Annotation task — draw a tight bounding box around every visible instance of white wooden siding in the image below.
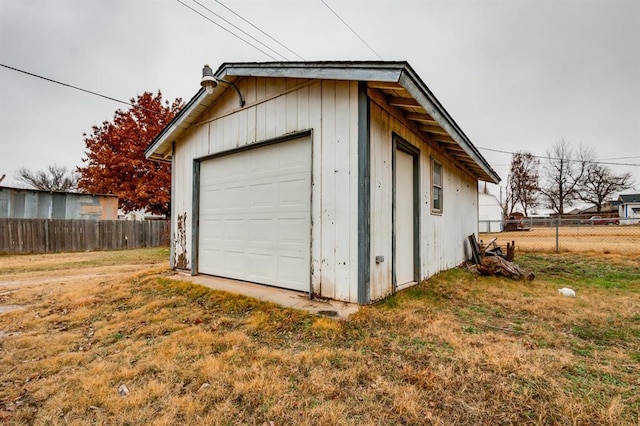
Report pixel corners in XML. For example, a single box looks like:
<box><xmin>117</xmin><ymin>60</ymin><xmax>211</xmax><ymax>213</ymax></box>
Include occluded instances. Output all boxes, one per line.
<box><xmin>171</xmin><ymin>77</ymin><xmax>359</xmax><ymax>302</ymax></box>
<box><xmin>369</xmin><ymin>101</ymin><xmax>478</xmax><ymax>301</ymax></box>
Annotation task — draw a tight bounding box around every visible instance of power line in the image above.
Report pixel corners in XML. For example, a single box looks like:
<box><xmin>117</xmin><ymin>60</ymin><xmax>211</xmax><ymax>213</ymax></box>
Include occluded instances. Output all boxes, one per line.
<box><xmin>192</xmin><ymin>0</ymin><xmax>289</xmax><ymax>61</ymax></box>
<box><xmin>176</xmin><ymin>0</ymin><xmax>278</xmax><ymax>60</ymax></box>
<box><xmin>0</xmin><ymin>63</ymin><xmax>161</xmax><ymax>115</ymax></box>
<box><xmin>320</xmin><ymin>0</ymin><xmax>383</xmax><ymax>60</ymax></box>
<box><xmin>213</xmin><ymin>0</ymin><xmax>305</xmax><ymax>61</ymax></box>
<box><xmin>601</xmin><ymin>155</ymin><xmax>640</xmax><ymax>161</ymax></box>
<box><xmin>477</xmin><ymin>145</ymin><xmax>640</xmax><ymax>167</ymax></box>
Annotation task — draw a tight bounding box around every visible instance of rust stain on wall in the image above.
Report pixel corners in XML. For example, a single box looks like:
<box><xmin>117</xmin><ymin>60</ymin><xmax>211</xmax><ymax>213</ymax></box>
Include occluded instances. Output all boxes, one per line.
<box><xmin>175</xmin><ymin>213</ymin><xmax>188</xmax><ymax>269</ymax></box>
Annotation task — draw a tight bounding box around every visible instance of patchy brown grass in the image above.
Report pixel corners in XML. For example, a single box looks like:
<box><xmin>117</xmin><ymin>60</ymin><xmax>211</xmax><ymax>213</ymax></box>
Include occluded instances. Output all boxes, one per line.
<box><xmin>1</xmin><ymin>249</ymin><xmax>638</xmax><ymax>425</ymax></box>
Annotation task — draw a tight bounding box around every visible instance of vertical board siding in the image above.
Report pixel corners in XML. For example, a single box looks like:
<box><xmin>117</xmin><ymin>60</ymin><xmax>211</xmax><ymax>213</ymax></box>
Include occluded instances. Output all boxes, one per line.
<box><xmin>0</xmin><ymin>219</ymin><xmax>170</xmax><ymax>254</ymax></box>
<box><xmin>369</xmin><ymin>101</ymin><xmax>477</xmax><ymax>299</ymax></box>
<box><xmin>172</xmin><ymin>77</ymin><xmax>359</xmax><ymax>302</ymax></box>
<box><xmin>320</xmin><ymin>80</ymin><xmax>337</xmax><ymax>299</ymax></box>
<box><xmin>348</xmin><ymin>81</ymin><xmax>360</xmax><ymax>301</ymax></box>
<box><xmin>369</xmin><ymin>102</ymin><xmax>393</xmax><ymax>301</ymax></box>
<box><xmin>308</xmin><ymin>81</ymin><xmax>323</xmax><ymax>297</ymax></box>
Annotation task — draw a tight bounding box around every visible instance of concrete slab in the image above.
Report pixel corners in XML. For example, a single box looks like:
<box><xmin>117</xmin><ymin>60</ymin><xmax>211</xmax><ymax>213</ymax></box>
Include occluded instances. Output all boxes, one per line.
<box><xmin>171</xmin><ymin>273</ymin><xmax>359</xmax><ymax>320</ymax></box>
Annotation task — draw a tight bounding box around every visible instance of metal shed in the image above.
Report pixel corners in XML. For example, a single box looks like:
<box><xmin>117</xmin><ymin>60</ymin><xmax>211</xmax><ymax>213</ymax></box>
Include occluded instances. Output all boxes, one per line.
<box><xmin>146</xmin><ymin>61</ymin><xmax>500</xmax><ymax>304</ymax></box>
<box><xmin>0</xmin><ymin>186</ymin><xmax>118</xmax><ymax>220</ymax></box>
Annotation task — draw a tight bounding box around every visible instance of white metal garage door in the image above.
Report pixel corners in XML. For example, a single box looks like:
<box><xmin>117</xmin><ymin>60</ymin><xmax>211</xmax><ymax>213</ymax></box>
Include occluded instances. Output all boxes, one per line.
<box><xmin>198</xmin><ymin>136</ymin><xmax>311</xmax><ymax>292</ymax></box>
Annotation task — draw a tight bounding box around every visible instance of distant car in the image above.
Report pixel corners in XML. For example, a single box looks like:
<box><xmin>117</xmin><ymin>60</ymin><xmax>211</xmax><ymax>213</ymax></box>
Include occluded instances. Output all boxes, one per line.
<box><xmin>580</xmin><ymin>215</ymin><xmax>619</xmax><ymax>226</ymax></box>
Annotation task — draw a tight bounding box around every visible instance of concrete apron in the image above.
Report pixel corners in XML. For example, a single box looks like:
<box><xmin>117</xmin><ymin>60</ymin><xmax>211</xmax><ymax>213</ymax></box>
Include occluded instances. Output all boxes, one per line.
<box><xmin>173</xmin><ymin>272</ymin><xmax>359</xmax><ymax>320</ymax></box>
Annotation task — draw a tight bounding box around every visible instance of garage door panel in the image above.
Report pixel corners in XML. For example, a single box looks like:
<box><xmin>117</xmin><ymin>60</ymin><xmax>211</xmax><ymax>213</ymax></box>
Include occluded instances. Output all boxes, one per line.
<box><xmin>247</xmin><ymin>252</ymin><xmax>277</xmax><ymax>280</ymax></box>
<box><xmin>223</xmin><ymin>219</ymin><xmax>247</xmax><ymax>241</ymax></box>
<box><xmin>279</xmin><ymin>141</ymin><xmax>310</xmax><ymax>168</ymax></box>
<box><xmin>198</xmin><ymin>137</ymin><xmax>311</xmax><ymax>292</ymax></box>
<box><xmin>278</xmin><ymin>256</ymin><xmax>308</xmax><ymax>285</ymax></box>
<box><xmin>248</xmin><ymin>218</ymin><xmax>276</xmax><ymax>243</ymax></box>
<box><xmin>279</xmin><ymin>179</ymin><xmax>308</xmax><ymax>206</ymax></box>
<box><xmin>249</xmin><ymin>182</ymin><xmax>275</xmax><ymax>208</ymax></box>
<box><xmin>200</xmin><ymin>218</ymin><xmax>224</xmax><ymax>239</ymax></box>
<box><xmin>278</xmin><ymin>218</ymin><xmax>307</xmax><ymax>244</ymax></box>
<box><xmin>225</xmin><ymin>250</ymin><xmax>249</xmax><ymax>276</ymax></box>
<box><xmin>225</xmin><ymin>185</ymin><xmax>248</xmax><ymax>208</ymax></box>
<box><xmin>199</xmin><ymin>248</ymin><xmax>223</xmax><ymax>274</ymax></box>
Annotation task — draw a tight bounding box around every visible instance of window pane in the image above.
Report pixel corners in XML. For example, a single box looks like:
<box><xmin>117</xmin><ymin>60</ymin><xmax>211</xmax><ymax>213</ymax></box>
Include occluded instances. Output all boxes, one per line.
<box><xmin>433</xmin><ymin>162</ymin><xmax>442</xmax><ymax>185</ymax></box>
<box><xmin>433</xmin><ymin>187</ymin><xmax>441</xmax><ymax>211</ymax></box>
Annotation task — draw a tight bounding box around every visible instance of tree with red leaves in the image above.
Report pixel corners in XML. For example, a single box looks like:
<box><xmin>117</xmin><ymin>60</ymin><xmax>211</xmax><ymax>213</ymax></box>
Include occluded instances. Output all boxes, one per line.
<box><xmin>78</xmin><ymin>92</ymin><xmax>182</xmax><ymax>216</ymax></box>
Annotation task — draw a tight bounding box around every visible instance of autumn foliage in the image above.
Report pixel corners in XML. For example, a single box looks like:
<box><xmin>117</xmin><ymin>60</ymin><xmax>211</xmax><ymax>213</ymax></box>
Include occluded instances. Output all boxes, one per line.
<box><xmin>78</xmin><ymin>92</ymin><xmax>182</xmax><ymax>216</ymax></box>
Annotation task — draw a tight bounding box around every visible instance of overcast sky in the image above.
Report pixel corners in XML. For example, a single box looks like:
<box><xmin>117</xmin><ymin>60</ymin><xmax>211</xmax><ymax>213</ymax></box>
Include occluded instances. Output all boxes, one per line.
<box><xmin>1</xmin><ymin>0</ymin><xmax>639</xmax><ymax>201</ymax></box>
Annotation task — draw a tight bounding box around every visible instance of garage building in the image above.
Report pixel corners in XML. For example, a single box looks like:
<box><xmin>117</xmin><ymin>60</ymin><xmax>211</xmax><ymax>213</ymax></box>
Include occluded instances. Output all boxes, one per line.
<box><xmin>145</xmin><ymin>61</ymin><xmax>500</xmax><ymax>304</ymax></box>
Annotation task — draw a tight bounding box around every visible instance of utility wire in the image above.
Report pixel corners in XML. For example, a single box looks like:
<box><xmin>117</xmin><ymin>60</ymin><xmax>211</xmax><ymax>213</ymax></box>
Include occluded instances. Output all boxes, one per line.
<box><xmin>0</xmin><ymin>63</ymin><xmax>161</xmax><ymax>115</ymax></box>
<box><xmin>601</xmin><ymin>155</ymin><xmax>640</xmax><ymax>161</ymax></box>
<box><xmin>213</xmin><ymin>0</ymin><xmax>305</xmax><ymax>61</ymax></box>
<box><xmin>320</xmin><ymin>0</ymin><xmax>383</xmax><ymax>60</ymax></box>
<box><xmin>477</xmin><ymin>145</ymin><xmax>640</xmax><ymax>167</ymax></box>
<box><xmin>192</xmin><ymin>0</ymin><xmax>289</xmax><ymax>61</ymax></box>
<box><xmin>176</xmin><ymin>0</ymin><xmax>278</xmax><ymax>60</ymax></box>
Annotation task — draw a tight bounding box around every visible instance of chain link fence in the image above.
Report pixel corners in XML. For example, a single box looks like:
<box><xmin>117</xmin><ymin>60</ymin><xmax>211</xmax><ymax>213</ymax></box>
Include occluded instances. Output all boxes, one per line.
<box><xmin>479</xmin><ymin>217</ymin><xmax>640</xmax><ymax>254</ymax></box>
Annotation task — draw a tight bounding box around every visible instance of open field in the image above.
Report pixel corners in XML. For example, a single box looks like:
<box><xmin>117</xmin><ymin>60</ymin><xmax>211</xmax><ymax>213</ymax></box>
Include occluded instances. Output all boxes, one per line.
<box><xmin>1</xmin><ymin>248</ymin><xmax>639</xmax><ymax>424</ymax></box>
<box><xmin>481</xmin><ymin>225</ymin><xmax>640</xmax><ymax>254</ymax></box>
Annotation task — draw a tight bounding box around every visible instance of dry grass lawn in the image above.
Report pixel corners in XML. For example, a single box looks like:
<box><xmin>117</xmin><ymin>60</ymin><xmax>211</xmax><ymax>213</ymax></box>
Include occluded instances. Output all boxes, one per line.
<box><xmin>481</xmin><ymin>225</ymin><xmax>640</xmax><ymax>254</ymax></box>
<box><xmin>1</xmin><ymin>248</ymin><xmax>639</xmax><ymax>425</ymax></box>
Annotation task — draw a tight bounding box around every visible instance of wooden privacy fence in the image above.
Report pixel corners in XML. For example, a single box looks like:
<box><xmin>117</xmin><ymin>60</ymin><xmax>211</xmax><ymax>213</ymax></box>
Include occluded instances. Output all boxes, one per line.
<box><xmin>0</xmin><ymin>219</ymin><xmax>170</xmax><ymax>254</ymax></box>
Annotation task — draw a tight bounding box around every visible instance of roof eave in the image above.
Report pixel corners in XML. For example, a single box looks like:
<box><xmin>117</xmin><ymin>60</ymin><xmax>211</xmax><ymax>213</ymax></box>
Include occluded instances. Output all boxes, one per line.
<box><xmin>145</xmin><ymin>88</ymin><xmax>209</xmax><ymax>162</ymax></box>
<box><xmin>398</xmin><ymin>66</ymin><xmax>501</xmax><ymax>184</ymax></box>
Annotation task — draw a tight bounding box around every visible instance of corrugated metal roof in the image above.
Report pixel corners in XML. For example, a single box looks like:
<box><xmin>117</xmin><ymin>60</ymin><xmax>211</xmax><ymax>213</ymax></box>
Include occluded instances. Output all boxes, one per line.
<box><xmin>145</xmin><ymin>61</ymin><xmax>500</xmax><ymax>183</ymax></box>
<box><xmin>0</xmin><ymin>185</ymin><xmax>117</xmax><ymax>198</ymax></box>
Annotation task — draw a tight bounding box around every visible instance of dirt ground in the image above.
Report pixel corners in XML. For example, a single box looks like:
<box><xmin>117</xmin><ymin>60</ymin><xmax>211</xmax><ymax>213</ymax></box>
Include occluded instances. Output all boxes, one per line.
<box><xmin>0</xmin><ymin>249</ymin><xmax>168</xmax><ymax>327</ymax></box>
<box><xmin>0</xmin><ymin>250</ymin><xmax>167</xmax><ymax>290</ymax></box>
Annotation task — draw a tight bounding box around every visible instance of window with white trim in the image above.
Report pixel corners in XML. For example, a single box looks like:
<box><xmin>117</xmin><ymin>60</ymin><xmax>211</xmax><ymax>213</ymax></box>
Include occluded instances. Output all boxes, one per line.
<box><xmin>431</xmin><ymin>159</ymin><xmax>443</xmax><ymax>214</ymax></box>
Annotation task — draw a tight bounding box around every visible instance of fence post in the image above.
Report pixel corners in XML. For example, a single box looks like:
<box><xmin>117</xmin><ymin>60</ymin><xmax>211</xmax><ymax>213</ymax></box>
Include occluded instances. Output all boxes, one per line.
<box><xmin>556</xmin><ymin>217</ymin><xmax>560</xmax><ymax>253</ymax></box>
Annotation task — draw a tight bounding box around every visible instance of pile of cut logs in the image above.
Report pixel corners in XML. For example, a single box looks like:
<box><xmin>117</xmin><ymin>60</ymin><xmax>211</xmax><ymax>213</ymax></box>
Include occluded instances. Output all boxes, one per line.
<box><xmin>467</xmin><ymin>234</ymin><xmax>534</xmax><ymax>281</ymax></box>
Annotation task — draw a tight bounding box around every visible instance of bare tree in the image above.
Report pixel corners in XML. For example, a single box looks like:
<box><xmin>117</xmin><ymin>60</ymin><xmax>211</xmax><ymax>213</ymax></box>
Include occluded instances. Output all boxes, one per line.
<box><xmin>14</xmin><ymin>164</ymin><xmax>79</xmax><ymax>192</ymax></box>
<box><xmin>509</xmin><ymin>151</ymin><xmax>540</xmax><ymax>216</ymax></box>
<box><xmin>538</xmin><ymin>139</ymin><xmax>594</xmax><ymax>215</ymax></box>
<box><xmin>579</xmin><ymin>163</ymin><xmax>632</xmax><ymax>212</ymax></box>
<box><xmin>499</xmin><ymin>176</ymin><xmax>518</xmax><ymax>218</ymax></box>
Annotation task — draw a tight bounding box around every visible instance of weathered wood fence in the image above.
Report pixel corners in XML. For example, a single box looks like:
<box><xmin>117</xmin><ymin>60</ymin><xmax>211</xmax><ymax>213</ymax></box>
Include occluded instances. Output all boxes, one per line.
<box><xmin>0</xmin><ymin>219</ymin><xmax>170</xmax><ymax>254</ymax></box>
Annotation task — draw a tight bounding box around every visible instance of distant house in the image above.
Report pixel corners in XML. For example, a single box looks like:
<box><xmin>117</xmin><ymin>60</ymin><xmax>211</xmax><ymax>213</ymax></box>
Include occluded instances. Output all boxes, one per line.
<box><xmin>618</xmin><ymin>194</ymin><xmax>640</xmax><ymax>224</ymax></box>
<box><xmin>145</xmin><ymin>61</ymin><xmax>500</xmax><ymax>304</ymax></box>
<box><xmin>478</xmin><ymin>192</ymin><xmax>503</xmax><ymax>232</ymax></box>
<box><xmin>0</xmin><ymin>186</ymin><xmax>118</xmax><ymax>220</ymax></box>
<box><xmin>118</xmin><ymin>209</ymin><xmax>166</xmax><ymax>221</ymax></box>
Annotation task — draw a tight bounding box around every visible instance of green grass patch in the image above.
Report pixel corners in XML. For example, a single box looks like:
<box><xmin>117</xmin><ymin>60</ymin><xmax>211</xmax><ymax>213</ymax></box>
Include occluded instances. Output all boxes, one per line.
<box><xmin>571</xmin><ymin>322</ymin><xmax>639</xmax><ymax>346</ymax></box>
<box><xmin>518</xmin><ymin>254</ymin><xmax>640</xmax><ymax>290</ymax></box>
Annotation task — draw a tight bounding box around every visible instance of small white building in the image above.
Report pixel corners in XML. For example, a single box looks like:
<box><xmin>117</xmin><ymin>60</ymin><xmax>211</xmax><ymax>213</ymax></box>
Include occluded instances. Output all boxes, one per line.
<box><xmin>146</xmin><ymin>61</ymin><xmax>500</xmax><ymax>304</ymax></box>
<box><xmin>619</xmin><ymin>194</ymin><xmax>640</xmax><ymax>224</ymax></box>
<box><xmin>478</xmin><ymin>192</ymin><xmax>503</xmax><ymax>232</ymax></box>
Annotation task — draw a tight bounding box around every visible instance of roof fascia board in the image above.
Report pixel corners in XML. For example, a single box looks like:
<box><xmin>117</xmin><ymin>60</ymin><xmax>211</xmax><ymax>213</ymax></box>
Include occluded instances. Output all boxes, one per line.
<box><xmin>398</xmin><ymin>68</ymin><xmax>501</xmax><ymax>184</ymax></box>
<box><xmin>145</xmin><ymin>88</ymin><xmax>208</xmax><ymax>161</ymax></box>
<box><xmin>221</xmin><ymin>66</ymin><xmax>401</xmax><ymax>82</ymax></box>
